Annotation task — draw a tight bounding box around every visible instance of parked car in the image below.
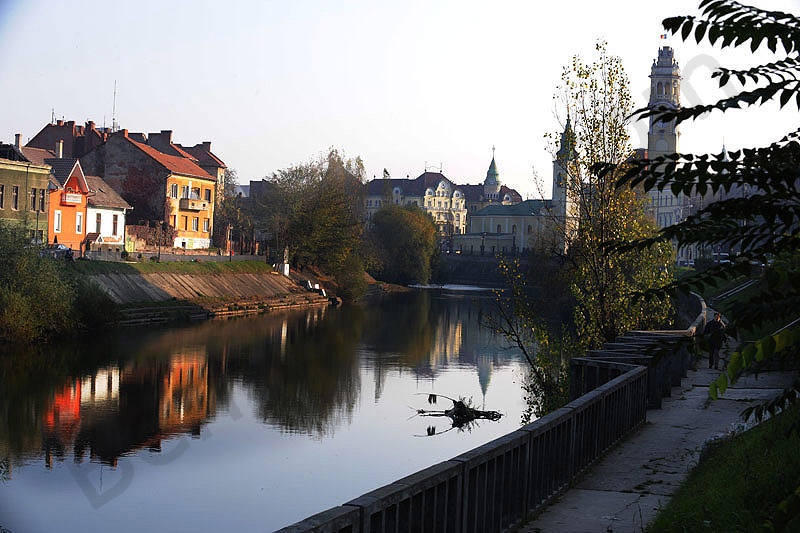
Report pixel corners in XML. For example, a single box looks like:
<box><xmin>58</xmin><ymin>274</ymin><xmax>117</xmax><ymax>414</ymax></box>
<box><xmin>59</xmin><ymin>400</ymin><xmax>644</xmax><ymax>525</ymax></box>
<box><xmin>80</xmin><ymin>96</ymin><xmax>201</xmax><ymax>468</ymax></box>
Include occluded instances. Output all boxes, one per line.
<box><xmin>40</xmin><ymin>243</ymin><xmax>72</xmax><ymax>259</ymax></box>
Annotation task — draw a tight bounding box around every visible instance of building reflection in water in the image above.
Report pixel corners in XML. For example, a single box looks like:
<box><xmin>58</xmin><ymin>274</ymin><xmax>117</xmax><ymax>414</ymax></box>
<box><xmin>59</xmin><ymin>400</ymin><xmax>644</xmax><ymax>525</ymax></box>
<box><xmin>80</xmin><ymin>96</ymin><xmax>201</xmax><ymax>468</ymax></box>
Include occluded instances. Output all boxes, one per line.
<box><xmin>41</xmin><ymin>348</ymin><xmax>214</xmax><ymax>469</ymax></box>
<box><xmin>28</xmin><ymin>292</ymin><xmax>512</xmax><ymax>472</ymax></box>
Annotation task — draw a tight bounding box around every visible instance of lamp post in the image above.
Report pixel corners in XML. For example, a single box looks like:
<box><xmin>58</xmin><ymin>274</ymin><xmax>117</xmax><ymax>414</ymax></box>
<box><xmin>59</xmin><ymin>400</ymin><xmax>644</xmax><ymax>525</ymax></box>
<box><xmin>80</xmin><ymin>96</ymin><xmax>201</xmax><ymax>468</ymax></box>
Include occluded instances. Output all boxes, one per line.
<box><xmin>228</xmin><ymin>224</ymin><xmax>233</xmax><ymax>262</ymax></box>
<box><xmin>157</xmin><ymin>221</ymin><xmax>162</xmax><ymax>262</ymax></box>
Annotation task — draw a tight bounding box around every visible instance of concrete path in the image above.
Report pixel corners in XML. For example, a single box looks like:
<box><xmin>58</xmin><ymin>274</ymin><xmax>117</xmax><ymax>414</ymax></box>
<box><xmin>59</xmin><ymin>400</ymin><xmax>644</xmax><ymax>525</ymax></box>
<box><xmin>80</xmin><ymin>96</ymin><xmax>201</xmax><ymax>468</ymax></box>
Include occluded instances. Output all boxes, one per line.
<box><xmin>517</xmin><ymin>364</ymin><xmax>798</xmax><ymax>533</ymax></box>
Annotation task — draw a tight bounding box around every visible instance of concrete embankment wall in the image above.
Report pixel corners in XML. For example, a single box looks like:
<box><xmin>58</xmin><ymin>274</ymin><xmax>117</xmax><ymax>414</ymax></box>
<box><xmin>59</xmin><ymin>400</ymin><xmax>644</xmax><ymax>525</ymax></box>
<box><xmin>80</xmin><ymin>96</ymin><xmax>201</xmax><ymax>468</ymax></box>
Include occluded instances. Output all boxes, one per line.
<box><xmin>89</xmin><ymin>271</ymin><xmax>330</xmax><ymax>322</ymax></box>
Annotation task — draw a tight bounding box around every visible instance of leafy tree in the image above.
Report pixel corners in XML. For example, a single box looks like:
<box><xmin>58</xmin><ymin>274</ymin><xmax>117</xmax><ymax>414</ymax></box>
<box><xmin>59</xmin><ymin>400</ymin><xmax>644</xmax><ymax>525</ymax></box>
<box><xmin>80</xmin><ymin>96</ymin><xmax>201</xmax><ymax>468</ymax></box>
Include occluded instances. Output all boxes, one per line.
<box><xmin>367</xmin><ymin>204</ymin><xmax>438</xmax><ymax>285</ymax></box>
<box><xmin>486</xmin><ymin>256</ymin><xmax>573</xmax><ymax>421</ymax></box>
<box><xmin>252</xmin><ymin>148</ymin><xmax>367</xmax><ymax>298</ymax></box>
<box><xmin>619</xmin><ymin>0</ymin><xmax>800</xmax><ymax>403</ymax></box>
<box><xmin>614</xmin><ymin>2</ymin><xmax>800</xmax><ymax>528</ymax></box>
<box><xmin>554</xmin><ymin>41</ymin><xmax>674</xmax><ymax>349</ymax></box>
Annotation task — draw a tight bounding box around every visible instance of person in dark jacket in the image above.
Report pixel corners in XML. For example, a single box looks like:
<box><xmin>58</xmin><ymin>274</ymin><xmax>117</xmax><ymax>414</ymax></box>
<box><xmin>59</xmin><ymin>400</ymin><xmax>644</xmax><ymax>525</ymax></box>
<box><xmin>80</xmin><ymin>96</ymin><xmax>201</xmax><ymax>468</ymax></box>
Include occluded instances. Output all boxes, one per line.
<box><xmin>704</xmin><ymin>312</ymin><xmax>726</xmax><ymax>369</ymax></box>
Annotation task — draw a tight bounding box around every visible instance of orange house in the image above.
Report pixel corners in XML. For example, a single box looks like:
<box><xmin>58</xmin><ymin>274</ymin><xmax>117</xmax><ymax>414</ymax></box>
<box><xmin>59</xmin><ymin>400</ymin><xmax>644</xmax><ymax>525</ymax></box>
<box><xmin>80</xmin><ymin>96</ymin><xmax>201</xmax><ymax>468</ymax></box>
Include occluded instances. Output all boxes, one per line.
<box><xmin>45</xmin><ymin>157</ymin><xmax>91</xmax><ymax>253</ymax></box>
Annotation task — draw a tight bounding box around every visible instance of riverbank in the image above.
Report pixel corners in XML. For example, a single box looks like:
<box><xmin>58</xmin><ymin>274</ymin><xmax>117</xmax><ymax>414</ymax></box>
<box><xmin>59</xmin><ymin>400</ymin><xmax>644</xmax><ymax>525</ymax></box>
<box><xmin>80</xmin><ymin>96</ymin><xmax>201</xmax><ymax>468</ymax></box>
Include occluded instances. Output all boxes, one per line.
<box><xmin>76</xmin><ymin>260</ymin><xmax>333</xmax><ymax>324</ymax></box>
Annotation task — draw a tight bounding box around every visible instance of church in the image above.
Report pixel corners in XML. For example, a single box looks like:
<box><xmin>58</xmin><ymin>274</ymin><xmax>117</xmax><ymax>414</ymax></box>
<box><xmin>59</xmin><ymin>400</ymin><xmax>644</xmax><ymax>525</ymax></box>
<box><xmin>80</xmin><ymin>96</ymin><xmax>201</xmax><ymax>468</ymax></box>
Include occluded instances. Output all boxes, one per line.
<box><xmin>449</xmin><ymin>122</ymin><xmax>578</xmax><ymax>256</ymax></box>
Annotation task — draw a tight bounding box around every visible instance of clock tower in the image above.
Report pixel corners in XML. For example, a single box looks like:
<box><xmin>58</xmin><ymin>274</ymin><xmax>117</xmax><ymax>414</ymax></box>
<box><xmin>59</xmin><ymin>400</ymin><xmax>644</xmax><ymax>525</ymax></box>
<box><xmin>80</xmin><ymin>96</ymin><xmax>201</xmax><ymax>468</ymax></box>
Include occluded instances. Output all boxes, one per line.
<box><xmin>647</xmin><ymin>46</ymin><xmax>681</xmax><ymax>157</ymax></box>
<box><xmin>646</xmin><ymin>46</ymin><xmax>685</xmax><ymax>231</ymax></box>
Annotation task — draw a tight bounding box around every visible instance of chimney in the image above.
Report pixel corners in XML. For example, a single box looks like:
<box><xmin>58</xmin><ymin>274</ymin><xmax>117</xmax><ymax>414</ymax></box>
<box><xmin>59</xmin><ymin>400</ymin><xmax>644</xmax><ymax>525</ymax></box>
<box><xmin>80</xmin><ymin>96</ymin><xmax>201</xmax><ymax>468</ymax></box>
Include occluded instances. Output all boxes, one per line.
<box><xmin>56</xmin><ymin>119</ymin><xmax>64</xmax><ymax>126</ymax></box>
<box><xmin>56</xmin><ymin>140</ymin><xmax>64</xmax><ymax>158</ymax></box>
<box><xmin>87</xmin><ymin>120</ymin><xmax>95</xmax><ymax>130</ymax></box>
<box><xmin>160</xmin><ymin>130</ymin><xmax>173</xmax><ymax>143</ymax></box>
<box><xmin>202</xmin><ymin>141</ymin><xmax>212</xmax><ymax>151</ymax></box>
<box><xmin>14</xmin><ymin>134</ymin><xmax>21</xmax><ymax>149</ymax></box>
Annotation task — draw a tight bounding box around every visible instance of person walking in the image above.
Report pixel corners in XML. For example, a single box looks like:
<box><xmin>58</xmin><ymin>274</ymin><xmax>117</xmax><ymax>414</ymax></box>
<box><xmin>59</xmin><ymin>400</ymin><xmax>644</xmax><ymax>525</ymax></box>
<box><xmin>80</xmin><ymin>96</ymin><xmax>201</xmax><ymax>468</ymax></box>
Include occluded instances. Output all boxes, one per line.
<box><xmin>704</xmin><ymin>312</ymin><xmax>726</xmax><ymax>369</ymax></box>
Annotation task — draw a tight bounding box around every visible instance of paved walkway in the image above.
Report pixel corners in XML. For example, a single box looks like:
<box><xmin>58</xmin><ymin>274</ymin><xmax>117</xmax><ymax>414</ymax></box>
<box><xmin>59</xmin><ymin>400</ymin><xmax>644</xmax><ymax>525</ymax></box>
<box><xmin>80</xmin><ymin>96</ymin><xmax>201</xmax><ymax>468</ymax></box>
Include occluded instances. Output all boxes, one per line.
<box><xmin>517</xmin><ymin>363</ymin><xmax>798</xmax><ymax>533</ymax></box>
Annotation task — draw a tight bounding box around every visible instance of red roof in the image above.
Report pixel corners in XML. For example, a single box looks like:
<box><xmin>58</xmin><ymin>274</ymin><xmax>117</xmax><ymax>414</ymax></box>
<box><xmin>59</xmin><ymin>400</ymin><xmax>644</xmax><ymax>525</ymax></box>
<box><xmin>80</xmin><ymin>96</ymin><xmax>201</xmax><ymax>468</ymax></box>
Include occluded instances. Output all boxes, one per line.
<box><xmin>126</xmin><ymin>137</ymin><xmax>215</xmax><ymax>180</ymax></box>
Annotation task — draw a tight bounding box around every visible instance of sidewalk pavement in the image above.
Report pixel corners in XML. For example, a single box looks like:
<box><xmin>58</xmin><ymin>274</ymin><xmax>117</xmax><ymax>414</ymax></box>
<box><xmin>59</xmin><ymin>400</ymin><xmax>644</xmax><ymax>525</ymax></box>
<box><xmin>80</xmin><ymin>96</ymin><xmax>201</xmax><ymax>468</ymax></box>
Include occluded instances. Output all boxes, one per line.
<box><xmin>517</xmin><ymin>363</ymin><xmax>798</xmax><ymax>533</ymax></box>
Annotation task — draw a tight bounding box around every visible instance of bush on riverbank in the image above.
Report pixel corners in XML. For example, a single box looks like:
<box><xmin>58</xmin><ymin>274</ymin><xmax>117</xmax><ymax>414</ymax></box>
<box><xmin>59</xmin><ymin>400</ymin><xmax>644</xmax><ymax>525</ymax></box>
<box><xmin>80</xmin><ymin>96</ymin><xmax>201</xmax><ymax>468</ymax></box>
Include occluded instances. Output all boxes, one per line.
<box><xmin>0</xmin><ymin>223</ymin><xmax>122</xmax><ymax>343</ymax></box>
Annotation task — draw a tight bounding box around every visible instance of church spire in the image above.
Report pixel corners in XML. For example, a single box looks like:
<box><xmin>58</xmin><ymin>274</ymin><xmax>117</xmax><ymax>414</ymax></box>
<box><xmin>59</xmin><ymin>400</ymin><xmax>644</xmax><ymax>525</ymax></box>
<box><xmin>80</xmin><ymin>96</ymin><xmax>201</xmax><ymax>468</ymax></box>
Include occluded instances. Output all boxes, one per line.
<box><xmin>484</xmin><ymin>147</ymin><xmax>501</xmax><ymax>198</ymax></box>
<box><xmin>557</xmin><ymin>118</ymin><xmax>575</xmax><ymax>161</ymax></box>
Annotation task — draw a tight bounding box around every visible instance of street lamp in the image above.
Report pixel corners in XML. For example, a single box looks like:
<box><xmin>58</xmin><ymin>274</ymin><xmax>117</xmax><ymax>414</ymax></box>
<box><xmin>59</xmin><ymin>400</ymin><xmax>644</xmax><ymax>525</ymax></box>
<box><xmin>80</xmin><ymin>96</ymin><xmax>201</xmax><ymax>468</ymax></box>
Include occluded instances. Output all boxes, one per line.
<box><xmin>228</xmin><ymin>224</ymin><xmax>233</xmax><ymax>262</ymax></box>
<box><xmin>157</xmin><ymin>221</ymin><xmax>162</xmax><ymax>262</ymax></box>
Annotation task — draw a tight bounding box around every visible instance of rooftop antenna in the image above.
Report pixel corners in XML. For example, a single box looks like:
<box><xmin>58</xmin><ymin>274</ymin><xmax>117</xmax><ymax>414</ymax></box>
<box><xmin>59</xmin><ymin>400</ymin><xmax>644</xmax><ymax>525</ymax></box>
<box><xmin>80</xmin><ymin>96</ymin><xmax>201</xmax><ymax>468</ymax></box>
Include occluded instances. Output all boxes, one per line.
<box><xmin>51</xmin><ymin>108</ymin><xmax>55</xmax><ymax>124</ymax></box>
<box><xmin>112</xmin><ymin>80</ymin><xmax>118</xmax><ymax>132</ymax></box>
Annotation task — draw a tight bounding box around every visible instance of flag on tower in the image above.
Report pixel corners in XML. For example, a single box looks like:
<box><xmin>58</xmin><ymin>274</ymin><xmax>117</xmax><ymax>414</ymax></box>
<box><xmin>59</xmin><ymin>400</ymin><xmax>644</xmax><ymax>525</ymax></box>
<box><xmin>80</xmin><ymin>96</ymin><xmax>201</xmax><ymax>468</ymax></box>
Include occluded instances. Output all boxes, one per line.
<box><xmin>660</xmin><ymin>33</ymin><xmax>668</xmax><ymax>39</ymax></box>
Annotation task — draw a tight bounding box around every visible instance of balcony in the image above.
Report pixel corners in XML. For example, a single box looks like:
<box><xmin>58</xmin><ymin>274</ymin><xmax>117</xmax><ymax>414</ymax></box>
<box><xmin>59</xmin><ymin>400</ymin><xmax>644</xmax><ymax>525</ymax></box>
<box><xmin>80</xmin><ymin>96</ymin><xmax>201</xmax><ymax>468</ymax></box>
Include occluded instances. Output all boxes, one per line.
<box><xmin>179</xmin><ymin>198</ymin><xmax>208</xmax><ymax>212</ymax></box>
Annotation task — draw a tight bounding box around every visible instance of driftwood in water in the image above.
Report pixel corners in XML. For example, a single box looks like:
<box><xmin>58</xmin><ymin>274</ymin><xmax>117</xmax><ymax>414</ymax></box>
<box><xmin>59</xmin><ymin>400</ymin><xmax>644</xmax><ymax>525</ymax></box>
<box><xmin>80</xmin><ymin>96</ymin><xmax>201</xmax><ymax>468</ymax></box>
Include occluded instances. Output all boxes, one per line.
<box><xmin>415</xmin><ymin>394</ymin><xmax>502</xmax><ymax>430</ymax></box>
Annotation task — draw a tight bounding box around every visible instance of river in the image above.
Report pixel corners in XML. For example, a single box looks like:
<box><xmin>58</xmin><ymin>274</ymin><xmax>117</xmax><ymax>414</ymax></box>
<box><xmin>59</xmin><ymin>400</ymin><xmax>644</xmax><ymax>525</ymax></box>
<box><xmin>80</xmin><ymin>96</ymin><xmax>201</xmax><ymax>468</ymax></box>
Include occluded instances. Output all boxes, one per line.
<box><xmin>0</xmin><ymin>289</ymin><xmax>530</xmax><ymax>532</ymax></box>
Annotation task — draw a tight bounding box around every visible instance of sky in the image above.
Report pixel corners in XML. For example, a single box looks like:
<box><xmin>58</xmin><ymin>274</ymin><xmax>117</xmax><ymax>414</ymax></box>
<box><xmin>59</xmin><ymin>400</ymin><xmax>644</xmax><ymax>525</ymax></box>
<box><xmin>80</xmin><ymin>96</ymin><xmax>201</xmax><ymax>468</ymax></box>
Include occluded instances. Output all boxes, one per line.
<box><xmin>0</xmin><ymin>0</ymin><xmax>797</xmax><ymax>199</ymax></box>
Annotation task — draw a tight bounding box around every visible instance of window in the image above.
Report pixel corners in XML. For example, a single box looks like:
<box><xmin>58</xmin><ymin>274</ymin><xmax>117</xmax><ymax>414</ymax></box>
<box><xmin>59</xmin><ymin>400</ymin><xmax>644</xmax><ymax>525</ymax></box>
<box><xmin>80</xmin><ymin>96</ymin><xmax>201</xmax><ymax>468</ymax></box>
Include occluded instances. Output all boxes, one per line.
<box><xmin>96</xmin><ymin>213</ymin><xmax>102</xmax><ymax>233</ymax></box>
<box><xmin>512</xmin><ymin>225</ymin><xmax>517</xmax><ymax>235</ymax></box>
<box><xmin>191</xmin><ymin>187</ymin><xmax>200</xmax><ymax>199</ymax></box>
<box><xmin>192</xmin><ymin>217</ymin><xmax>199</xmax><ymax>231</ymax></box>
<box><xmin>30</xmin><ymin>188</ymin><xmax>36</xmax><ymax>211</ymax></box>
<box><xmin>181</xmin><ymin>185</ymin><xmax>190</xmax><ymax>199</ymax></box>
<box><xmin>496</xmin><ymin>225</ymin><xmax>501</xmax><ymax>233</ymax></box>
<box><xmin>12</xmin><ymin>186</ymin><xmax>19</xmax><ymax>210</ymax></box>
<box><xmin>182</xmin><ymin>216</ymin><xmax>188</xmax><ymax>230</ymax></box>
<box><xmin>204</xmin><ymin>189</ymin><xmax>211</xmax><ymax>202</ymax></box>
<box><xmin>112</xmin><ymin>214</ymin><xmax>118</xmax><ymax>236</ymax></box>
<box><xmin>76</xmin><ymin>212</ymin><xmax>83</xmax><ymax>234</ymax></box>
<box><xmin>171</xmin><ymin>215</ymin><xmax>177</xmax><ymax>227</ymax></box>
<box><xmin>54</xmin><ymin>210</ymin><xmax>62</xmax><ymax>232</ymax></box>
<box><xmin>171</xmin><ymin>183</ymin><xmax>178</xmax><ymax>198</ymax></box>
<box><xmin>39</xmin><ymin>189</ymin><xmax>45</xmax><ymax>212</ymax></box>
<box><xmin>0</xmin><ymin>184</ymin><xmax>4</xmax><ymax>208</ymax></box>
<box><xmin>203</xmin><ymin>218</ymin><xmax>209</xmax><ymax>232</ymax></box>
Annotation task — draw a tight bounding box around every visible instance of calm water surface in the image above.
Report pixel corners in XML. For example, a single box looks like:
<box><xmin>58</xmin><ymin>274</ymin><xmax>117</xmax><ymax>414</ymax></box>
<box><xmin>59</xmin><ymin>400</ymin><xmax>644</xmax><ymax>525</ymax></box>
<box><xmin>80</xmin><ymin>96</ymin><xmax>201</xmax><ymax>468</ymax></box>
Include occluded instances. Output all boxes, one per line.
<box><xmin>0</xmin><ymin>290</ymin><xmax>529</xmax><ymax>532</ymax></box>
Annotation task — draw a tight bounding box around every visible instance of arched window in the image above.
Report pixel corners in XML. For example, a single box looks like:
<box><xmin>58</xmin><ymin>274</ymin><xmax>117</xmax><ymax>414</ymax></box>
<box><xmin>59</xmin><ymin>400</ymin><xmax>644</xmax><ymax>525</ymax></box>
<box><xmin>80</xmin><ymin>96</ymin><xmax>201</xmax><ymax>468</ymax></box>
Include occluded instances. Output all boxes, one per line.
<box><xmin>527</xmin><ymin>225</ymin><xmax>533</xmax><ymax>234</ymax></box>
<box><xmin>657</xmin><ymin>82</ymin><xmax>664</xmax><ymax>95</ymax></box>
<box><xmin>496</xmin><ymin>224</ymin><xmax>501</xmax><ymax>233</ymax></box>
<box><xmin>511</xmin><ymin>224</ymin><xmax>516</xmax><ymax>234</ymax></box>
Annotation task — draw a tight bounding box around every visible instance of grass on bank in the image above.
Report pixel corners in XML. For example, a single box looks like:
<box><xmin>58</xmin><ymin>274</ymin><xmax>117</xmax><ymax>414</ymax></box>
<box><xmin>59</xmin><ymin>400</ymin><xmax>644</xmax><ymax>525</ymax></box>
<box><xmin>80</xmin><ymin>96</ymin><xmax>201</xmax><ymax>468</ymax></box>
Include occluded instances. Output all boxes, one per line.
<box><xmin>646</xmin><ymin>402</ymin><xmax>800</xmax><ymax>532</ymax></box>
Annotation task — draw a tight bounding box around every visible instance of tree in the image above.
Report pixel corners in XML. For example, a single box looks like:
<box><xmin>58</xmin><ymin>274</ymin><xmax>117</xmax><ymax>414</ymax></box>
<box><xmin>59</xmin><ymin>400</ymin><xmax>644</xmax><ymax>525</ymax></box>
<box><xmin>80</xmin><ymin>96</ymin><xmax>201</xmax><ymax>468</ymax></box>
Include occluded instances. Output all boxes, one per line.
<box><xmin>614</xmin><ymin>2</ymin><xmax>800</xmax><ymax>527</ymax></box>
<box><xmin>554</xmin><ymin>41</ymin><xmax>674</xmax><ymax>349</ymax></box>
<box><xmin>367</xmin><ymin>204</ymin><xmax>438</xmax><ymax>285</ymax></box>
<box><xmin>252</xmin><ymin>148</ymin><xmax>367</xmax><ymax>298</ymax></box>
<box><xmin>213</xmin><ymin>168</ymin><xmax>248</xmax><ymax>250</ymax></box>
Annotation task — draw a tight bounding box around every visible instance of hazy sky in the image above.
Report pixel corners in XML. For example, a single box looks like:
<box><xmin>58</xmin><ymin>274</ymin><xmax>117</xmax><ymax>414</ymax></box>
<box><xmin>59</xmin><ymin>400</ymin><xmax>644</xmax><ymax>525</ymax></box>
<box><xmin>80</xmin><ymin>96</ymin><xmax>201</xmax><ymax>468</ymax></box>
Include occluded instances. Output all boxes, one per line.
<box><xmin>1</xmin><ymin>0</ymin><xmax>797</xmax><ymax>198</ymax></box>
